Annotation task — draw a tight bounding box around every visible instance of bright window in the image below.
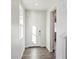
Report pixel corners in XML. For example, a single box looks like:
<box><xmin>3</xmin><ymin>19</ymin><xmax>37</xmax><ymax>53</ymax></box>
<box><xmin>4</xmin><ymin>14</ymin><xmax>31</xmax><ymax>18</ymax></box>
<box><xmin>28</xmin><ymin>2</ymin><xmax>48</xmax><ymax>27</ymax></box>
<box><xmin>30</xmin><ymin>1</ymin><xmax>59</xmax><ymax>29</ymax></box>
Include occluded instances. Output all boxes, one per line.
<box><xmin>32</xmin><ymin>26</ymin><xmax>37</xmax><ymax>44</ymax></box>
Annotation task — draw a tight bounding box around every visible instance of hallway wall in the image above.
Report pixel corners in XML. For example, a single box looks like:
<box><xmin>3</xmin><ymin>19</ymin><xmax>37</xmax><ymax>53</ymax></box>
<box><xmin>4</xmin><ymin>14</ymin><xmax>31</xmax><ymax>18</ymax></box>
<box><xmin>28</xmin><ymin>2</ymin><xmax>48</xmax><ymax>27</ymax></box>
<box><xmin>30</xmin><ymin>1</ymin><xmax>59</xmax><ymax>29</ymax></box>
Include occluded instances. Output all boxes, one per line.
<box><xmin>56</xmin><ymin>0</ymin><xmax>67</xmax><ymax>59</ymax></box>
<box><xmin>46</xmin><ymin>11</ymin><xmax>51</xmax><ymax>52</ymax></box>
<box><xmin>25</xmin><ymin>10</ymin><xmax>46</xmax><ymax>47</ymax></box>
<box><xmin>11</xmin><ymin>0</ymin><xmax>25</xmax><ymax>59</ymax></box>
<box><xmin>46</xmin><ymin>0</ymin><xmax>67</xmax><ymax>59</ymax></box>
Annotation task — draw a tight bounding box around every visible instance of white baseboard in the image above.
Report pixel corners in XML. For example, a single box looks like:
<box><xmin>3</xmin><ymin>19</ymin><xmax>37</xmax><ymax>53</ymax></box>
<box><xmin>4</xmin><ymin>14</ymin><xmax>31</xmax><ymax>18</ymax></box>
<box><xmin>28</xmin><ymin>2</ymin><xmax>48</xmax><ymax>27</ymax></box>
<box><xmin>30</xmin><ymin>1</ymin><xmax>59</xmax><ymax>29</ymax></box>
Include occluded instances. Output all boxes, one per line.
<box><xmin>46</xmin><ymin>47</ymin><xmax>53</xmax><ymax>52</ymax></box>
<box><xmin>20</xmin><ymin>47</ymin><xmax>25</xmax><ymax>59</ymax></box>
<box><xmin>46</xmin><ymin>47</ymin><xmax>50</xmax><ymax>52</ymax></box>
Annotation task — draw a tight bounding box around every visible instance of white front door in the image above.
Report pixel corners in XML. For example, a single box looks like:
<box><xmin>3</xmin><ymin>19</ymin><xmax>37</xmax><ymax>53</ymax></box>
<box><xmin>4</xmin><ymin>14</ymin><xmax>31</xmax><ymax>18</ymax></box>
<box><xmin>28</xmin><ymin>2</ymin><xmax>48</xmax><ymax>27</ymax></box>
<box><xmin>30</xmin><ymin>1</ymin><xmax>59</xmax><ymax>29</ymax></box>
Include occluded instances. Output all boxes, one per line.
<box><xmin>31</xmin><ymin>25</ymin><xmax>41</xmax><ymax>47</ymax></box>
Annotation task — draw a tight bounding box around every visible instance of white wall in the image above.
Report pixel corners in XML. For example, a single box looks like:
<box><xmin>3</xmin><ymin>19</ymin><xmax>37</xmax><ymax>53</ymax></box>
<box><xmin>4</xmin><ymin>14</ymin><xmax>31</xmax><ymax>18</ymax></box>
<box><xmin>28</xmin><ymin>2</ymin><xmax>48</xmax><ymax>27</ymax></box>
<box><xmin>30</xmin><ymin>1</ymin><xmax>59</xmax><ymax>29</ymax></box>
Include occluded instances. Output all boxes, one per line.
<box><xmin>25</xmin><ymin>10</ymin><xmax>46</xmax><ymax>47</ymax></box>
<box><xmin>46</xmin><ymin>11</ymin><xmax>51</xmax><ymax>51</ymax></box>
<box><xmin>56</xmin><ymin>0</ymin><xmax>67</xmax><ymax>59</ymax></box>
<box><xmin>46</xmin><ymin>0</ymin><xmax>67</xmax><ymax>59</ymax></box>
<box><xmin>11</xmin><ymin>0</ymin><xmax>25</xmax><ymax>59</ymax></box>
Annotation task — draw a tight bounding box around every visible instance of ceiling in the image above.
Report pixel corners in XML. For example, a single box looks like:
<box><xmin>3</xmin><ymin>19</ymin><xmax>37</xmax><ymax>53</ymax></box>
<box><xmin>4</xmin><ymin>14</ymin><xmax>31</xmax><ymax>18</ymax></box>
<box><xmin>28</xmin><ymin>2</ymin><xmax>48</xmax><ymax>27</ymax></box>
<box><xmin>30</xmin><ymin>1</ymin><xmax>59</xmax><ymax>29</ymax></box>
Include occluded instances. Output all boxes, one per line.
<box><xmin>22</xmin><ymin>0</ymin><xmax>54</xmax><ymax>10</ymax></box>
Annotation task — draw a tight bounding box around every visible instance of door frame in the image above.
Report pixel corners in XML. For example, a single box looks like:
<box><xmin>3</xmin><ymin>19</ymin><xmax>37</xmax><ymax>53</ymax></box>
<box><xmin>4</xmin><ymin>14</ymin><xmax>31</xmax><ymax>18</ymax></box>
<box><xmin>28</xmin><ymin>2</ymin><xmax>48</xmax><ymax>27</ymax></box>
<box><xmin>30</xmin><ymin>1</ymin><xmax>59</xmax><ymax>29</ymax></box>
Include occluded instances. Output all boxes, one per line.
<box><xmin>50</xmin><ymin>8</ymin><xmax>57</xmax><ymax>53</ymax></box>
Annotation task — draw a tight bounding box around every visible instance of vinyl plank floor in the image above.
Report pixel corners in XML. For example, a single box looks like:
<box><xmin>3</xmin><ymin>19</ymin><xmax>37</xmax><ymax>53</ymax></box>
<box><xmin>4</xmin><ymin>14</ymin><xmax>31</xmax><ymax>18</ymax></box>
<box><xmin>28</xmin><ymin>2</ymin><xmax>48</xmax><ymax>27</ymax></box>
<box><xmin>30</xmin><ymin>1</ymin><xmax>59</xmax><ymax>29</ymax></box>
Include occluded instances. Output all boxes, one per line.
<box><xmin>22</xmin><ymin>47</ymin><xmax>55</xmax><ymax>59</ymax></box>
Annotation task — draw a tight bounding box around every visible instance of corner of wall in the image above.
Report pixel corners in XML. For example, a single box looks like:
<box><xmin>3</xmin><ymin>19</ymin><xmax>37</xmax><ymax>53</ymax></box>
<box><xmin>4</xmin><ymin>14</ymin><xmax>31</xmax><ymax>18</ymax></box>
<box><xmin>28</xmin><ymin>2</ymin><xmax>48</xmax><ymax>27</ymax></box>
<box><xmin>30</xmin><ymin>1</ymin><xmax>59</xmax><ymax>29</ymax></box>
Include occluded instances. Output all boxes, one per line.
<box><xmin>20</xmin><ymin>47</ymin><xmax>25</xmax><ymax>59</ymax></box>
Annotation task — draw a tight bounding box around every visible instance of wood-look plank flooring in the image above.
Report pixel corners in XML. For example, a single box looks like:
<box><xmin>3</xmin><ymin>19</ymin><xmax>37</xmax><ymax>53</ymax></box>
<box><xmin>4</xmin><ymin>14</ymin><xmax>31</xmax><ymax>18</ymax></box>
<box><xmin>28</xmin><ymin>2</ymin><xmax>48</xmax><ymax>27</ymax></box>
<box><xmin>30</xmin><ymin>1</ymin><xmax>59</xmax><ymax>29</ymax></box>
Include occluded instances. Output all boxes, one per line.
<box><xmin>22</xmin><ymin>47</ymin><xmax>55</xmax><ymax>59</ymax></box>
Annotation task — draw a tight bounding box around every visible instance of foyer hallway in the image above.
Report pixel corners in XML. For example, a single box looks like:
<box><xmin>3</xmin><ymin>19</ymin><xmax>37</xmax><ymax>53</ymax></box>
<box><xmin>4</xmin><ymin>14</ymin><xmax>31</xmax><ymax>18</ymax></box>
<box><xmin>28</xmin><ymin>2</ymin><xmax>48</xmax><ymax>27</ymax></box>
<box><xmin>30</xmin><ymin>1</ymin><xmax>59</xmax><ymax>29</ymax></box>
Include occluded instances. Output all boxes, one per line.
<box><xmin>22</xmin><ymin>48</ymin><xmax>55</xmax><ymax>59</ymax></box>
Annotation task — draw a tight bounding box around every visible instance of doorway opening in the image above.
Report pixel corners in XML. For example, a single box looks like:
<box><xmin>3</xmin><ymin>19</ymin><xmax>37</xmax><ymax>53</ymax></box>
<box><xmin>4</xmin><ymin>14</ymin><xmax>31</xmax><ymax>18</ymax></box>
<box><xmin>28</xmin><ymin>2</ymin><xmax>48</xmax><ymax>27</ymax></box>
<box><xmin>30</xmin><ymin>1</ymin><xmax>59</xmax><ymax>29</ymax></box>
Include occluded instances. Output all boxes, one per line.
<box><xmin>51</xmin><ymin>9</ymin><xmax>57</xmax><ymax>57</ymax></box>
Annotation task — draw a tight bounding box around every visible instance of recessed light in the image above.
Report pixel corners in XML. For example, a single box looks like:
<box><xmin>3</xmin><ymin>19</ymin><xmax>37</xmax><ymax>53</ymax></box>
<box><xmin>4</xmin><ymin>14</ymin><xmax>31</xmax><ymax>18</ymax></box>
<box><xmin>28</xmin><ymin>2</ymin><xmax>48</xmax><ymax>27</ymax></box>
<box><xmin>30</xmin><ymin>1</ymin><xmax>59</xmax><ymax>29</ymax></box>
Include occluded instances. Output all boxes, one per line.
<box><xmin>34</xmin><ymin>0</ymin><xmax>37</xmax><ymax>1</ymax></box>
<box><xmin>35</xmin><ymin>3</ymin><xmax>38</xmax><ymax>6</ymax></box>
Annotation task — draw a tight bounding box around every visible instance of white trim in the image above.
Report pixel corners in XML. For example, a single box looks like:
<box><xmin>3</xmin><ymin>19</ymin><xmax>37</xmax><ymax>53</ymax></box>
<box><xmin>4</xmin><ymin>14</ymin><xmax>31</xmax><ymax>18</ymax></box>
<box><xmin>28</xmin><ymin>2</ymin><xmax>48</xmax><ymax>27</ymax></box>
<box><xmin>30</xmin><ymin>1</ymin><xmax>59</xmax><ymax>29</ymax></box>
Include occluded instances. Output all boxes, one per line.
<box><xmin>20</xmin><ymin>48</ymin><xmax>25</xmax><ymax>59</ymax></box>
<box><xmin>46</xmin><ymin>46</ymin><xmax>51</xmax><ymax>52</ymax></box>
